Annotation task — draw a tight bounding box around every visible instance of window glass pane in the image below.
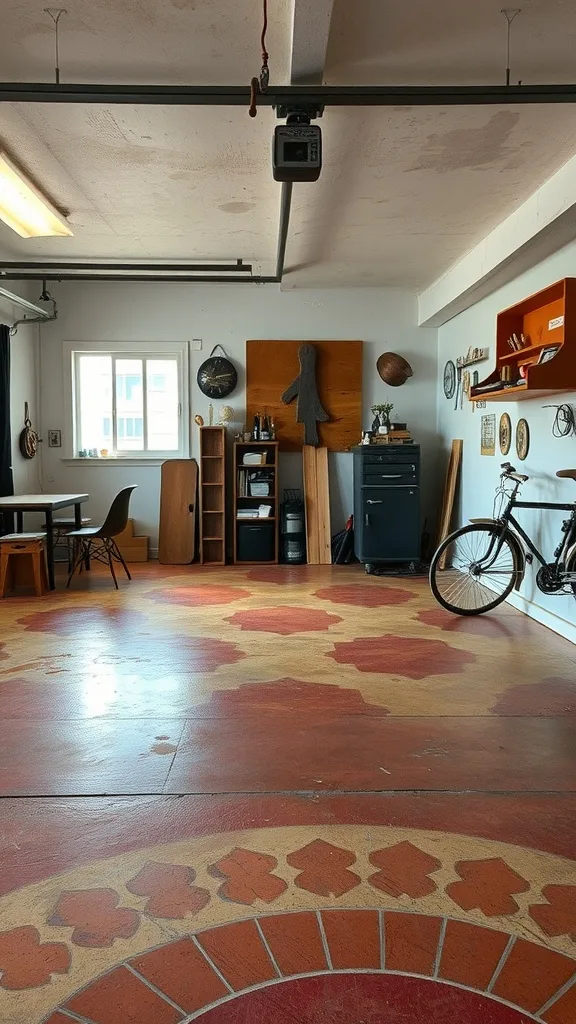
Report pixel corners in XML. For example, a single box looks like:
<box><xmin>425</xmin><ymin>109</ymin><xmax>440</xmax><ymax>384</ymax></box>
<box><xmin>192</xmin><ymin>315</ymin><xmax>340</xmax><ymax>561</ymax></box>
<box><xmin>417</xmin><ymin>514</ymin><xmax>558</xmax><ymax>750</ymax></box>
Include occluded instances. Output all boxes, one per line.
<box><xmin>116</xmin><ymin>359</ymin><xmax>143</xmax><ymax>451</ymax></box>
<box><xmin>77</xmin><ymin>355</ymin><xmax>112</xmax><ymax>452</ymax></box>
<box><xmin>146</xmin><ymin>359</ymin><xmax>179</xmax><ymax>451</ymax></box>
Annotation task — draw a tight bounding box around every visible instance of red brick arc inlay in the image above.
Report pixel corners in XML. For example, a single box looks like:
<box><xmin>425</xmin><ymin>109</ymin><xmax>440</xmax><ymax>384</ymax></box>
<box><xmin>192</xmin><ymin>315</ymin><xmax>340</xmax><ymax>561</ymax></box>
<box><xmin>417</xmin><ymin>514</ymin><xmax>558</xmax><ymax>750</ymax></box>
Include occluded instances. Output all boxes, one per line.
<box><xmin>225</xmin><ymin>605</ymin><xmax>342</xmax><ymax>635</ymax></box>
<box><xmin>314</xmin><ymin>583</ymin><xmax>416</xmax><ymax>607</ymax></box>
<box><xmin>417</xmin><ymin>607</ymin><xmax>544</xmax><ymax>639</ymax></box>
<box><xmin>131</xmin><ymin>937</ymin><xmax>229</xmax><ymax>1013</ymax></box>
<box><xmin>287</xmin><ymin>839</ymin><xmax>361</xmax><ymax>897</ymax></box>
<box><xmin>144</xmin><ymin>584</ymin><xmax>252</xmax><ymax>607</ymax></box>
<box><xmin>491</xmin><ymin>938</ymin><xmax>576</xmax><ymax>1014</ymax></box>
<box><xmin>43</xmin><ymin>911</ymin><xmax>576</xmax><ymax>1021</ymax></box>
<box><xmin>17</xmin><ymin>607</ymin><xmax>148</xmax><ymax>635</ymax></box>
<box><xmin>446</xmin><ymin>857</ymin><xmax>531</xmax><ymax>917</ymax></box>
<box><xmin>368</xmin><ymin>840</ymin><xmax>442</xmax><ymax>898</ymax></box>
<box><xmin>328</xmin><ymin>633</ymin><xmax>476</xmax><ymax>678</ymax></box>
<box><xmin>530</xmin><ymin>885</ymin><xmax>576</xmax><ymax>941</ymax></box>
<box><xmin>49</xmin><ymin>888</ymin><xmax>139</xmax><ymax>948</ymax></box>
<box><xmin>0</xmin><ymin>926</ymin><xmax>70</xmax><ymax>991</ymax></box>
<box><xmin>259</xmin><ymin>912</ymin><xmax>327</xmax><ymax>975</ymax></box>
<box><xmin>126</xmin><ymin>861</ymin><xmax>210</xmax><ymax>919</ymax></box>
<box><xmin>244</xmin><ymin>565</ymin><xmax>319</xmax><ymax>584</ymax></box>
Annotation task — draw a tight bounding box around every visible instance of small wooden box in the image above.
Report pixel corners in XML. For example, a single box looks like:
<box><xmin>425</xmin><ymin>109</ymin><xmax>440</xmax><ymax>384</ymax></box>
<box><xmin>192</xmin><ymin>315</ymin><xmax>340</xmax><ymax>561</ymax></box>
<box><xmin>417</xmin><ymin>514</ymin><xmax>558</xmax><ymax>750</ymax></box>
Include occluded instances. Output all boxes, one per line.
<box><xmin>113</xmin><ymin>519</ymin><xmax>149</xmax><ymax>562</ymax></box>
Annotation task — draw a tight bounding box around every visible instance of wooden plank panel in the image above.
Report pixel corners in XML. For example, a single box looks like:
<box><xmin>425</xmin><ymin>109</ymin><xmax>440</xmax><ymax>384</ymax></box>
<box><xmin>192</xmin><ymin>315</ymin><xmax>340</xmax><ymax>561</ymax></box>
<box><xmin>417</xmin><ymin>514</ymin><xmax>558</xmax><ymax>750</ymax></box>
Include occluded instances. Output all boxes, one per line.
<box><xmin>436</xmin><ymin>440</ymin><xmax>463</xmax><ymax>570</ymax></box>
<box><xmin>302</xmin><ymin>446</ymin><xmax>320</xmax><ymax>564</ymax></box>
<box><xmin>315</xmin><ymin>446</ymin><xmax>332</xmax><ymax>564</ymax></box>
<box><xmin>246</xmin><ymin>340</ymin><xmax>362</xmax><ymax>452</ymax></box>
<box><xmin>158</xmin><ymin>459</ymin><xmax>198</xmax><ymax>564</ymax></box>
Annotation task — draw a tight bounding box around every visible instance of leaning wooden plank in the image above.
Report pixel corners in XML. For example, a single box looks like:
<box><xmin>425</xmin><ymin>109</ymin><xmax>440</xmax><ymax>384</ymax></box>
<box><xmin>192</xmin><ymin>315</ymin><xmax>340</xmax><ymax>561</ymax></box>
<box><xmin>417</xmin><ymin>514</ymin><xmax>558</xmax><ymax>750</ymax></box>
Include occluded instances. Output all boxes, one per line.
<box><xmin>158</xmin><ymin>459</ymin><xmax>198</xmax><ymax>564</ymax></box>
<box><xmin>315</xmin><ymin>446</ymin><xmax>332</xmax><ymax>564</ymax></box>
<box><xmin>303</xmin><ymin>445</ymin><xmax>320</xmax><ymax>564</ymax></box>
<box><xmin>437</xmin><ymin>440</ymin><xmax>463</xmax><ymax>571</ymax></box>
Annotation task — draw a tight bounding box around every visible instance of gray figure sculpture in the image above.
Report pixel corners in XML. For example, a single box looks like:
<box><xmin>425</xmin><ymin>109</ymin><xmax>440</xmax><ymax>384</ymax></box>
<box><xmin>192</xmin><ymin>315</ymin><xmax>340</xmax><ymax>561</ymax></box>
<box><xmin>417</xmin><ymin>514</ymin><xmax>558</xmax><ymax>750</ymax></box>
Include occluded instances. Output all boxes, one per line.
<box><xmin>281</xmin><ymin>343</ymin><xmax>329</xmax><ymax>446</ymax></box>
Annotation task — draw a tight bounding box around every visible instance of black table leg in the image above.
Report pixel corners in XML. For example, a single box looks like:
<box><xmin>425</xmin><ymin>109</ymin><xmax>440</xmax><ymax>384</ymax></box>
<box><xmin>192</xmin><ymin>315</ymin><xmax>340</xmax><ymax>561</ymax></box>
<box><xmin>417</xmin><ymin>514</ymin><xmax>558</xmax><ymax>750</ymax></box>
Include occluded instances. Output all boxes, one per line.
<box><xmin>74</xmin><ymin>503</ymin><xmax>82</xmax><ymax>529</ymax></box>
<box><xmin>45</xmin><ymin>510</ymin><xmax>55</xmax><ymax>590</ymax></box>
<box><xmin>16</xmin><ymin>511</ymin><xmax>23</xmax><ymax>533</ymax></box>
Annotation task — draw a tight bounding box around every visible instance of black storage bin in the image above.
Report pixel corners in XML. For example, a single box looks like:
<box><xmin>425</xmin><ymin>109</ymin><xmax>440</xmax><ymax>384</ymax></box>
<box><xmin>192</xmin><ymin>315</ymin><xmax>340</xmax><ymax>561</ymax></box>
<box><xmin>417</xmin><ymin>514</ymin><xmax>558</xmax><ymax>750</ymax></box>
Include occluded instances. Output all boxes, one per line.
<box><xmin>237</xmin><ymin>521</ymin><xmax>275</xmax><ymax>562</ymax></box>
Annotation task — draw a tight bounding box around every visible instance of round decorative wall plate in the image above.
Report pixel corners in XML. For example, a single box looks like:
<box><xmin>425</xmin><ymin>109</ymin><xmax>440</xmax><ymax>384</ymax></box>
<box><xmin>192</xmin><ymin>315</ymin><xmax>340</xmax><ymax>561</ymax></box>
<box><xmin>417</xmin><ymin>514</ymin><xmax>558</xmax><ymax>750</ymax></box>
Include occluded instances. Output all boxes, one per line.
<box><xmin>499</xmin><ymin>413</ymin><xmax>512</xmax><ymax>456</ymax></box>
<box><xmin>516</xmin><ymin>418</ymin><xmax>530</xmax><ymax>461</ymax></box>
<box><xmin>443</xmin><ymin>360</ymin><xmax>456</xmax><ymax>399</ymax></box>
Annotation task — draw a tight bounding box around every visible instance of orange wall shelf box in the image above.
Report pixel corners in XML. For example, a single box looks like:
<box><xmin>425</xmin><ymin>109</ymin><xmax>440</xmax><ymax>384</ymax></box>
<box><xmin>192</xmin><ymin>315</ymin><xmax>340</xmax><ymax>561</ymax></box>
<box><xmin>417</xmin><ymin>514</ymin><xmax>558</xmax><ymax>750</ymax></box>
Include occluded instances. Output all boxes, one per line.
<box><xmin>470</xmin><ymin>277</ymin><xmax>576</xmax><ymax>403</ymax></box>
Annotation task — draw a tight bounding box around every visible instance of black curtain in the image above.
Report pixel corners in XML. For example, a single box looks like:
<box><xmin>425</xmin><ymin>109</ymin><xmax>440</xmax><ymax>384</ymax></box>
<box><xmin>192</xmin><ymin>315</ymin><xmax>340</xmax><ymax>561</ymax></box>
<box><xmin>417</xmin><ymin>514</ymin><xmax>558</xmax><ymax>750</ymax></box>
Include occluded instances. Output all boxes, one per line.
<box><xmin>0</xmin><ymin>324</ymin><xmax>14</xmax><ymax>533</ymax></box>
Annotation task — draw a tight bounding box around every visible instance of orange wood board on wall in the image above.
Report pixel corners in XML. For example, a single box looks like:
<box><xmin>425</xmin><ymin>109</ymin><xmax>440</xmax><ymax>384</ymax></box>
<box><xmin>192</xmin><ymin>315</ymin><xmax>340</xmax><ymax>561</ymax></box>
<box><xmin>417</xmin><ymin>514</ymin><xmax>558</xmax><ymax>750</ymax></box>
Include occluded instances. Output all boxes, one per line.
<box><xmin>246</xmin><ymin>340</ymin><xmax>363</xmax><ymax>452</ymax></box>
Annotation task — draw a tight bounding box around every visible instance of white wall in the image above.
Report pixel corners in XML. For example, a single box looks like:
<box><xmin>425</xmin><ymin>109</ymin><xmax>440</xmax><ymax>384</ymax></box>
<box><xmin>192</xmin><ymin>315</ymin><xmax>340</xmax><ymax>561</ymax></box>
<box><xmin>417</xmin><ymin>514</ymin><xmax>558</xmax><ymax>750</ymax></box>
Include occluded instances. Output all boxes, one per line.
<box><xmin>0</xmin><ymin>286</ymin><xmax>41</xmax><ymax>496</ymax></box>
<box><xmin>437</xmin><ymin>241</ymin><xmax>576</xmax><ymax>641</ymax></box>
<box><xmin>39</xmin><ymin>283</ymin><xmax>439</xmax><ymax>549</ymax></box>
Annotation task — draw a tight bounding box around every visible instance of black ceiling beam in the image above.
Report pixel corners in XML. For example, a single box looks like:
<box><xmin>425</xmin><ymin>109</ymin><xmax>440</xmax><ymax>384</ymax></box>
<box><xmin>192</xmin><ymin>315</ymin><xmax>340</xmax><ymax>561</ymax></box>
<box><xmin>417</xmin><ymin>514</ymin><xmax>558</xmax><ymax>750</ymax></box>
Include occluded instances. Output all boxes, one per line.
<box><xmin>0</xmin><ymin>272</ymin><xmax>277</xmax><ymax>283</ymax></box>
<box><xmin>0</xmin><ymin>261</ymin><xmax>252</xmax><ymax>273</ymax></box>
<box><xmin>2</xmin><ymin>82</ymin><xmax>576</xmax><ymax>106</ymax></box>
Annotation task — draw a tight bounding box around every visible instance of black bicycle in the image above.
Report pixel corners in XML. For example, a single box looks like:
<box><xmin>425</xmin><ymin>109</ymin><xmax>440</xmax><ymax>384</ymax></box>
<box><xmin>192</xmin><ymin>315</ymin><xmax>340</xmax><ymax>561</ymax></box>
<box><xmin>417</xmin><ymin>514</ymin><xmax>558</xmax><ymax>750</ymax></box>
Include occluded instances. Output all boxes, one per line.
<box><xmin>430</xmin><ymin>462</ymin><xmax>576</xmax><ymax>615</ymax></box>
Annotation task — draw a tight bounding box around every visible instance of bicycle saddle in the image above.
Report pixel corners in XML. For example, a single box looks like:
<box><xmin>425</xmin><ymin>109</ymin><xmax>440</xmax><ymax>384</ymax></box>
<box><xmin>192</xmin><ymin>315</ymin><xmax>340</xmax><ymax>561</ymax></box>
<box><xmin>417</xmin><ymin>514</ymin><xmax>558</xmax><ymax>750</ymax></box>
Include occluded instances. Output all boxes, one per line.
<box><xmin>557</xmin><ymin>469</ymin><xmax>576</xmax><ymax>480</ymax></box>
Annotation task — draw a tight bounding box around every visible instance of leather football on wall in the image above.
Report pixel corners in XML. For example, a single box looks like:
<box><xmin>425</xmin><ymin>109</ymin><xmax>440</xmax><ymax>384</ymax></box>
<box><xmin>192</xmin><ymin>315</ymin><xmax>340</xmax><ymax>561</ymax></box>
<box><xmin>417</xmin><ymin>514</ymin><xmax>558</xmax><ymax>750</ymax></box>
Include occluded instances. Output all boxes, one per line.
<box><xmin>376</xmin><ymin>352</ymin><xmax>413</xmax><ymax>387</ymax></box>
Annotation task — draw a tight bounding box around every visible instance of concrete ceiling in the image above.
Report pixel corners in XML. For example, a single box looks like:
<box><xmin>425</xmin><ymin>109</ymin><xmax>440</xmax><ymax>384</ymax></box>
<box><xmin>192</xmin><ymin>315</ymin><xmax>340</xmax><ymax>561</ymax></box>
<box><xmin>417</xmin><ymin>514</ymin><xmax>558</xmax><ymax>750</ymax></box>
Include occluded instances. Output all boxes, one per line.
<box><xmin>1</xmin><ymin>0</ymin><xmax>576</xmax><ymax>287</ymax></box>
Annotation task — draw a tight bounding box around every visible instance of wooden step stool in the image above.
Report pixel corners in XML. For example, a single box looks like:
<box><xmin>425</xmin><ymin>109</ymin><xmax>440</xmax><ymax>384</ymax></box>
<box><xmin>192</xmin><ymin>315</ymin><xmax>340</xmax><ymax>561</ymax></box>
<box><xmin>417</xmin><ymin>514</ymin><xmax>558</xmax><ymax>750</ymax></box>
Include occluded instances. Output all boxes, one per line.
<box><xmin>113</xmin><ymin>518</ymin><xmax>149</xmax><ymax>562</ymax></box>
<box><xmin>0</xmin><ymin>533</ymin><xmax>49</xmax><ymax>597</ymax></box>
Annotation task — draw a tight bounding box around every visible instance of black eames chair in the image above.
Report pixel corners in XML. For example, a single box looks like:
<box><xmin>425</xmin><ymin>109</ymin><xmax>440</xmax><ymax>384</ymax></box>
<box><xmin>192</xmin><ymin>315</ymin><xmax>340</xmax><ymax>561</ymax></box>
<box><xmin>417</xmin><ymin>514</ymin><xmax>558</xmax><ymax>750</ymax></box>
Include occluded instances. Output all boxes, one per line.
<box><xmin>66</xmin><ymin>486</ymin><xmax>137</xmax><ymax>589</ymax></box>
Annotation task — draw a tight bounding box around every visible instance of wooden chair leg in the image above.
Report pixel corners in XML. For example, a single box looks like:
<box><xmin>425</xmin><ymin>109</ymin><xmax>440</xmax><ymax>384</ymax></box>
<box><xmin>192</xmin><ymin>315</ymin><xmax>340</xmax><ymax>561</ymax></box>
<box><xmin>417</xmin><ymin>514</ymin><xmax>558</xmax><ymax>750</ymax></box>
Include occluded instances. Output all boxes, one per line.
<box><xmin>31</xmin><ymin>550</ymin><xmax>45</xmax><ymax>597</ymax></box>
<box><xmin>0</xmin><ymin>552</ymin><xmax>10</xmax><ymax>598</ymax></box>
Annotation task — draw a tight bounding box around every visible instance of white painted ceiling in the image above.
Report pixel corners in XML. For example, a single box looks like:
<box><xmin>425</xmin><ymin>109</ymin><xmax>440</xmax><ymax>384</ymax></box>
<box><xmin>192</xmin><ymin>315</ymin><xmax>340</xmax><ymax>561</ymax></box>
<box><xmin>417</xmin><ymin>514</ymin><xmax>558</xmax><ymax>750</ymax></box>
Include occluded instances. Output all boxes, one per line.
<box><xmin>1</xmin><ymin>0</ymin><xmax>576</xmax><ymax>286</ymax></box>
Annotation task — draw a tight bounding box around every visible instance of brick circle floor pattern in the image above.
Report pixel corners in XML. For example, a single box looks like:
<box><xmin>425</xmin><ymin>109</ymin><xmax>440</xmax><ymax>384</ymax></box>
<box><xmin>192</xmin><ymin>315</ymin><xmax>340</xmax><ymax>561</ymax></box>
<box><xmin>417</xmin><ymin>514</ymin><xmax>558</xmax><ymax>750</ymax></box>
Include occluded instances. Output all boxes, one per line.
<box><xmin>41</xmin><ymin>909</ymin><xmax>576</xmax><ymax>1024</ymax></box>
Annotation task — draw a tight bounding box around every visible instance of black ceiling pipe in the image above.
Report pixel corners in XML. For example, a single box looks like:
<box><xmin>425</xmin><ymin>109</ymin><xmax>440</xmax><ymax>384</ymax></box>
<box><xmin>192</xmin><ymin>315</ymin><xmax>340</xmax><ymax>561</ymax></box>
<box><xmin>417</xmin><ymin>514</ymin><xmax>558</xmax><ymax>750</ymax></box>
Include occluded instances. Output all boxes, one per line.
<box><xmin>0</xmin><ymin>273</ymin><xmax>277</xmax><ymax>283</ymax></box>
<box><xmin>2</xmin><ymin>82</ymin><xmax>576</xmax><ymax>106</ymax></box>
<box><xmin>0</xmin><ymin>261</ymin><xmax>253</xmax><ymax>273</ymax></box>
<box><xmin>276</xmin><ymin>181</ymin><xmax>293</xmax><ymax>282</ymax></box>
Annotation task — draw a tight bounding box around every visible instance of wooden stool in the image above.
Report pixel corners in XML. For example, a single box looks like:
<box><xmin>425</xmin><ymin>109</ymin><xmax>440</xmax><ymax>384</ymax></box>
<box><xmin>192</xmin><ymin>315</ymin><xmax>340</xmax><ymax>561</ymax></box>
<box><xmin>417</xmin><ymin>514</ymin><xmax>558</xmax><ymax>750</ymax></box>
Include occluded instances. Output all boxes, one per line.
<box><xmin>0</xmin><ymin>533</ymin><xmax>49</xmax><ymax>597</ymax></box>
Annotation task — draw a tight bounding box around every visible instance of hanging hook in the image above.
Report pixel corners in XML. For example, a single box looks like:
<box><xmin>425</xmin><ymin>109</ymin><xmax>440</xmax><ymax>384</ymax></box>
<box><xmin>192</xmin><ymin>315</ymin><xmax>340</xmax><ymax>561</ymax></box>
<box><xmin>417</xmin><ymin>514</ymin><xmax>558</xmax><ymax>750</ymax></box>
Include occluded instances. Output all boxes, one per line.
<box><xmin>10</xmin><ymin>280</ymin><xmax>58</xmax><ymax>336</ymax></box>
<box><xmin>501</xmin><ymin>8</ymin><xmax>521</xmax><ymax>87</ymax></box>
<box><xmin>44</xmin><ymin>8</ymin><xmax>67</xmax><ymax>84</ymax></box>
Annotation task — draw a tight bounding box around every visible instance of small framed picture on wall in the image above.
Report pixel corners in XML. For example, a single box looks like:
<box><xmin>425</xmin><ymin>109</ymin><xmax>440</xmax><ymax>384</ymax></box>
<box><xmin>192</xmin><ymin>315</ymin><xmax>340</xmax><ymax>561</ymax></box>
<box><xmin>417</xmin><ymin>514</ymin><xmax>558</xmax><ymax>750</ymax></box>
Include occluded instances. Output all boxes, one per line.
<box><xmin>480</xmin><ymin>414</ymin><xmax>496</xmax><ymax>456</ymax></box>
<box><xmin>48</xmin><ymin>429</ymin><xmax>62</xmax><ymax>448</ymax></box>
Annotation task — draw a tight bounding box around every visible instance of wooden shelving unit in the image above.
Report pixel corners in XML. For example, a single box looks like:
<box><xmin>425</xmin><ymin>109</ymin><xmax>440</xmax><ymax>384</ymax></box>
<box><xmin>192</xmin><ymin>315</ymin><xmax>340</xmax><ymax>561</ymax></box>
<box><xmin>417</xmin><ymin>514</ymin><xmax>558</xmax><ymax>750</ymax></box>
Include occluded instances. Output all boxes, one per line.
<box><xmin>233</xmin><ymin>441</ymin><xmax>279</xmax><ymax>565</ymax></box>
<box><xmin>471</xmin><ymin>277</ymin><xmax>576</xmax><ymax>403</ymax></box>
<box><xmin>199</xmin><ymin>427</ymin><xmax>226</xmax><ymax>565</ymax></box>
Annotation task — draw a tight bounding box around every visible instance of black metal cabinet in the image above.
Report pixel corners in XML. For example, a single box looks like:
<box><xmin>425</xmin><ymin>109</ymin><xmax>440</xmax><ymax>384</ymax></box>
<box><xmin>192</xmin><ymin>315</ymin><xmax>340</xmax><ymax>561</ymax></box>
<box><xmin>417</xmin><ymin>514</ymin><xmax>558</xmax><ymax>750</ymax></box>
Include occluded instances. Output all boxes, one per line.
<box><xmin>353</xmin><ymin>445</ymin><xmax>420</xmax><ymax>566</ymax></box>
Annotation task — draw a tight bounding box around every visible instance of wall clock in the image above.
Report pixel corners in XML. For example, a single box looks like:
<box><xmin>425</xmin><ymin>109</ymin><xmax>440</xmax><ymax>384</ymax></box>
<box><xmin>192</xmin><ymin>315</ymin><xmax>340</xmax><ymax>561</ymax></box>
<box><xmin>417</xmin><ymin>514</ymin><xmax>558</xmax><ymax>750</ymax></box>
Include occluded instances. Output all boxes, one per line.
<box><xmin>197</xmin><ymin>345</ymin><xmax>237</xmax><ymax>399</ymax></box>
<box><xmin>516</xmin><ymin>418</ymin><xmax>530</xmax><ymax>461</ymax></box>
<box><xmin>443</xmin><ymin>360</ymin><xmax>456</xmax><ymax>399</ymax></box>
<box><xmin>499</xmin><ymin>413</ymin><xmax>511</xmax><ymax>456</ymax></box>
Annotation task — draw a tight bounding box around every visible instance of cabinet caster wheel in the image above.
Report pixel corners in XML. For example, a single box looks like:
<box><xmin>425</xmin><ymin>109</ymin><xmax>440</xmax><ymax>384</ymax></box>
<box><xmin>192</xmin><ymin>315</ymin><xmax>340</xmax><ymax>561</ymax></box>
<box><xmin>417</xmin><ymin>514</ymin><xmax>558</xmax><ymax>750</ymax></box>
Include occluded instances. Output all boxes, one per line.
<box><xmin>364</xmin><ymin>563</ymin><xmax>374</xmax><ymax>575</ymax></box>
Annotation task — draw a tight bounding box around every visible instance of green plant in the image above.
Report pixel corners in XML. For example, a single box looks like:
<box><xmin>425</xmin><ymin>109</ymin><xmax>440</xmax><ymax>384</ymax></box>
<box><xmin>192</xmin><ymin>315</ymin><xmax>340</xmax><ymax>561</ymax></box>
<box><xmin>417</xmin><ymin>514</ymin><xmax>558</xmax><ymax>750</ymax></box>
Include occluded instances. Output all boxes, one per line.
<box><xmin>371</xmin><ymin>403</ymin><xmax>394</xmax><ymax>418</ymax></box>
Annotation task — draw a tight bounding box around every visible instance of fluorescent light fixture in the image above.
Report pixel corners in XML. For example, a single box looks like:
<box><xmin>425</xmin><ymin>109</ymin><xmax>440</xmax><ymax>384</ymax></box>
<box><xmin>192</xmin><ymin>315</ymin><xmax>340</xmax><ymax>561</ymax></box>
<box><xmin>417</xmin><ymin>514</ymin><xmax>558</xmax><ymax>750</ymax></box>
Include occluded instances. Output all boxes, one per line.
<box><xmin>0</xmin><ymin>151</ymin><xmax>73</xmax><ymax>238</ymax></box>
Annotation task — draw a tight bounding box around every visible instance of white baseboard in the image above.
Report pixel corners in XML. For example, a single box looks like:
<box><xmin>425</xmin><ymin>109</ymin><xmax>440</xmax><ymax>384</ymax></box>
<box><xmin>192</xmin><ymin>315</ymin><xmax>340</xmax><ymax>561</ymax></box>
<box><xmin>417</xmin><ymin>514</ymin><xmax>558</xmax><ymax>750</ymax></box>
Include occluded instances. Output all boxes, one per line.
<box><xmin>506</xmin><ymin>590</ymin><xmax>576</xmax><ymax>645</ymax></box>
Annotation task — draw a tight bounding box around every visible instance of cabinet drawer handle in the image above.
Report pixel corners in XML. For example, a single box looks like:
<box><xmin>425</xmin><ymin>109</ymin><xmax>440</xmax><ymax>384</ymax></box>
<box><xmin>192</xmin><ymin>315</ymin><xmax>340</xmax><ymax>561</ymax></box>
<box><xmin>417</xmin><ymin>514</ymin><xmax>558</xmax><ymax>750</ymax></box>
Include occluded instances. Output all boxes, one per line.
<box><xmin>378</xmin><ymin>473</ymin><xmax>403</xmax><ymax>479</ymax></box>
<box><xmin>366</xmin><ymin>499</ymin><xmax>383</xmax><ymax>505</ymax></box>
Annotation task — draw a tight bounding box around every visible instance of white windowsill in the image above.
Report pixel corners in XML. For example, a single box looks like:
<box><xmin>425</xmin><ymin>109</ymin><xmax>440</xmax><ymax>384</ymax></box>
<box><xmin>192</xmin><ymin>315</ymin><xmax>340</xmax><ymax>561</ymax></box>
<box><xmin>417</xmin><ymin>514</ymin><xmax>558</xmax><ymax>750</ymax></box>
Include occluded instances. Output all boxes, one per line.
<box><xmin>61</xmin><ymin>457</ymin><xmax>181</xmax><ymax>467</ymax></box>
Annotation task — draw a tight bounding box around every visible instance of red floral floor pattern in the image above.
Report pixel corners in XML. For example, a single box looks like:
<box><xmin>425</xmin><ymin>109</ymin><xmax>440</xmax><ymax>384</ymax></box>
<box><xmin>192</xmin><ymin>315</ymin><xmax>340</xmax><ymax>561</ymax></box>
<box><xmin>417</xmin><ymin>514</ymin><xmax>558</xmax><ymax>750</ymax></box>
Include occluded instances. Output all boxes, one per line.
<box><xmin>225</xmin><ymin>606</ymin><xmax>343</xmax><ymax>635</ymax></box>
<box><xmin>143</xmin><ymin>585</ymin><xmax>252</xmax><ymax>607</ymax></box>
<box><xmin>41</xmin><ymin>910</ymin><xmax>576</xmax><ymax>1023</ymax></box>
<box><xmin>327</xmin><ymin>634</ymin><xmax>476</xmax><ymax>678</ymax></box>
<box><xmin>314</xmin><ymin>583</ymin><xmax>416</xmax><ymax>607</ymax></box>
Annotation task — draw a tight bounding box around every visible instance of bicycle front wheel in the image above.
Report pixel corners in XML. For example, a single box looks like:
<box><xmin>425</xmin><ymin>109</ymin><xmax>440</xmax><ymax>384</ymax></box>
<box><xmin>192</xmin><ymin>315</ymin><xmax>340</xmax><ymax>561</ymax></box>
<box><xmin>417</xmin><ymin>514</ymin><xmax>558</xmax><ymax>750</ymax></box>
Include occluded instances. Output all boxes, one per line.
<box><xmin>430</xmin><ymin>524</ymin><xmax>518</xmax><ymax>615</ymax></box>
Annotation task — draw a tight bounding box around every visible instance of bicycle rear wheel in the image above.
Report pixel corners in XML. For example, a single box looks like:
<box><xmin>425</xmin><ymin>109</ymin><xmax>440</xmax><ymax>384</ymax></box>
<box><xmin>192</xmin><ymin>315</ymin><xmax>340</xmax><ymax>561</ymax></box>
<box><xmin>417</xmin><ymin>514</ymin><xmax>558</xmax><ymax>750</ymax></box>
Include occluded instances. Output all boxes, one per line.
<box><xmin>430</xmin><ymin>523</ymin><xmax>518</xmax><ymax>615</ymax></box>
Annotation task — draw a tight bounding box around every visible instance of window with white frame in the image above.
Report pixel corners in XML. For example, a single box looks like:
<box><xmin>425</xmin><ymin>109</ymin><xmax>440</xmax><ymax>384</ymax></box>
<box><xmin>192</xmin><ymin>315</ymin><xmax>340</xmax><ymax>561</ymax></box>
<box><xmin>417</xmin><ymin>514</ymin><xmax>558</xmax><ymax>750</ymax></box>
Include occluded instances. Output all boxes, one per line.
<box><xmin>66</xmin><ymin>343</ymin><xmax>189</xmax><ymax>458</ymax></box>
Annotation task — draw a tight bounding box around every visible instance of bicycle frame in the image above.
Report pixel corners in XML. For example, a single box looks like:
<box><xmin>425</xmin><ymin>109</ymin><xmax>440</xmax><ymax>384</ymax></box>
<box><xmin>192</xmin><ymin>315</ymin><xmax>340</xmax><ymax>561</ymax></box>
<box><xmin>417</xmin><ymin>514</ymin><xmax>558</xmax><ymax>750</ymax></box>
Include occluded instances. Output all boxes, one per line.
<box><xmin>471</xmin><ymin>475</ymin><xmax>576</xmax><ymax>584</ymax></box>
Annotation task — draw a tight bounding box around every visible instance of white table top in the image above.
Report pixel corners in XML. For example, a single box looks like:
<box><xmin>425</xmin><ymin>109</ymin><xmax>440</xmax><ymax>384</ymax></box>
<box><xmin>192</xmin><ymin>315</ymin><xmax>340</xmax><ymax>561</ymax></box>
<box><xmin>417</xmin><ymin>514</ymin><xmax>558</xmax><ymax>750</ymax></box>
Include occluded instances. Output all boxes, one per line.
<box><xmin>0</xmin><ymin>493</ymin><xmax>89</xmax><ymax>511</ymax></box>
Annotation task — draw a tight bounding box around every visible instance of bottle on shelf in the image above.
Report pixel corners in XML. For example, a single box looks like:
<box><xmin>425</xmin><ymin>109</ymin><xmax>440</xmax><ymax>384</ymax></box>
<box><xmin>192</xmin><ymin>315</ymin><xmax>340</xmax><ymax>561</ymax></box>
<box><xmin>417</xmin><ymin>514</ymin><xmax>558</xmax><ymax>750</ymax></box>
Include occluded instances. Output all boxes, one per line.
<box><xmin>252</xmin><ymin>413</ymin><xmax>260</xmax><ymax>441</ymax></box>
<box><xmin>270</xmin><ymin>418</ymin><xmax>276</xmax><ymax>440</ymax></box>
<box><xmin>261</xmin><ymin>414</ymin><xmax>270</xmax><ymax>441</ymax></box>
